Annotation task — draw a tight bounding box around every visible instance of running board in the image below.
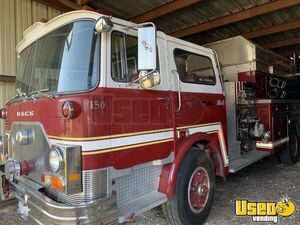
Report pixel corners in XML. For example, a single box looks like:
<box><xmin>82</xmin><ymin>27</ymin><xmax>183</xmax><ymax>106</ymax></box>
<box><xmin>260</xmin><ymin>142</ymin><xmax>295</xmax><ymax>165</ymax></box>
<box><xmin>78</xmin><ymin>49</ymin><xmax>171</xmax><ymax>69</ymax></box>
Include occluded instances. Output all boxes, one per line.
<box><xmin>118</xmin><ymin>191</ymin><xmax>167</xmax><ymax>223</ymax></box>
<box><xmin>229</xmin><ymin>150</ymin><xmax>271</xmax><ymax>173</ymax></box>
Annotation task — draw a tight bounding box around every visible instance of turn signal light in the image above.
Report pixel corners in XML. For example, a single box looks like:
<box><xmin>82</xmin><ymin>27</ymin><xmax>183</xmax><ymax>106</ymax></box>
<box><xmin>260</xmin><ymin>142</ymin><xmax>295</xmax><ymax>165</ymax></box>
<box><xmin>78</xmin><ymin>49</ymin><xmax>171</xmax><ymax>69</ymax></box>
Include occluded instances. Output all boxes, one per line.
<box><xmin>0</xmin><ymin>108</ymin><xmax>7</xmax><ymax>119</ymax></box>
<box><xmin>51</xmin><ymin>175</ymin><xmax>65</xmax><ymax>191</ymax></box>
<box><xmin>176</xmin><ymin>129</ymin><xmax>189</xmax><ymax>139</ymax></box>
<box><xmin>62</xmin><ymin>101</ymin><xmax>74</xmax><ymax>119</ymax></box>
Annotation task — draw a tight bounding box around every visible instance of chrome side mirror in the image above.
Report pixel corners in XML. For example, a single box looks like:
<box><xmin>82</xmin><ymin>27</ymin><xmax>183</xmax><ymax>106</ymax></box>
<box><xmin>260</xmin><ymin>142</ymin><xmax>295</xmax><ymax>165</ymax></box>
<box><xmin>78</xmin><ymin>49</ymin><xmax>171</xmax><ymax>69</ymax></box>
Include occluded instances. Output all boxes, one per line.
<box><xmin>138</xmin><ymin>26</ymin><xmax>156</xmax><ymax>71</ymax></box>
<box><xmin>95</xmin><ymin>16</ymin><xmax>113</xmax><ymax>33</ymax></box>
<box><xmin>139</xmin><ymin>70</ymin><xmax>160</xmax><ymax>89</ymax></box>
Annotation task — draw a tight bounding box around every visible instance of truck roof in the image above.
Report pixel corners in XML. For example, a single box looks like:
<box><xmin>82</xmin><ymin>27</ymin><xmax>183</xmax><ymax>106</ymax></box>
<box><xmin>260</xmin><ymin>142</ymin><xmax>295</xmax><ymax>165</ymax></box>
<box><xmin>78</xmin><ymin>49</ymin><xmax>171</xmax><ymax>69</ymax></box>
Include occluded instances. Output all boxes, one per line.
<box><xmin>17</xmin><ymin>10</ymin><xmax>214</xmax><ymax>57</ymax></box>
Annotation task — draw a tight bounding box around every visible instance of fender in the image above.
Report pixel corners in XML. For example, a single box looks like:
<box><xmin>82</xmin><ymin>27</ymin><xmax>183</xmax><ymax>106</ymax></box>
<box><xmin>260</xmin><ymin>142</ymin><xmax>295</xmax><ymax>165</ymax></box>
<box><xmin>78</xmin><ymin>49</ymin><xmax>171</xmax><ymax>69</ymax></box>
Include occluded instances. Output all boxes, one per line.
<box><xmin>159</xmin><ymin>132</ymin><xmax>226</xmax><ymax>198</ymax></box>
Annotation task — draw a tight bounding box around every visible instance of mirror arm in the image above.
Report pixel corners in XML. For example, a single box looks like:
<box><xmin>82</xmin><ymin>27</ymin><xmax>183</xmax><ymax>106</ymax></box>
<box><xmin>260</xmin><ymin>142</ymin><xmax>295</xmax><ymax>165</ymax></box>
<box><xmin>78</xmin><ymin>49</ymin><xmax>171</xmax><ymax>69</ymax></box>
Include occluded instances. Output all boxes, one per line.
<box><xmin>125</xmin><ymin>22</ymin><xmax>156</xmax><ymax>30</ymax></box>
<box><xmin>171</xmin><ymin>70</ymin><xmax>182</xmax><ymax>112</ymax></box>
<box><xmin>132</xmin><ymin>69</ymin><xmax>156</xmax><ymax>84</ymax></box>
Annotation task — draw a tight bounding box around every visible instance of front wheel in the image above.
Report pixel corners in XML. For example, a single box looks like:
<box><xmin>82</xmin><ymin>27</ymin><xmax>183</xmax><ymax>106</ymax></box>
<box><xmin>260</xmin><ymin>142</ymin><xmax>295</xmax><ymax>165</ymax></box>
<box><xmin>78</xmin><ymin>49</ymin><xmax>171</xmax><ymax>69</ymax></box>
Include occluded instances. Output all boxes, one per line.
<box><xmin>162</xmin><ymin>148</ymin><xmax>215</xmax><ymax>225</ymax></box>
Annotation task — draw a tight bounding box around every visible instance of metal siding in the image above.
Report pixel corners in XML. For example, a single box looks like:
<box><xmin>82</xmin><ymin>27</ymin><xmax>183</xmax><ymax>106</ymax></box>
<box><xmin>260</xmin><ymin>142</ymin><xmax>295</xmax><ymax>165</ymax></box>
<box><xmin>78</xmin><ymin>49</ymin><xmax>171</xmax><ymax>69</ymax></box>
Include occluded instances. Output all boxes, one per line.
<box><xmin>47</xmin><ymin>7</ymin><xmax>61</xmax><ymax>20</ymax></box>
<box><xmin>0</xmin><ymin>0</ymin><xmax>62</xmax><ymax>76</ymax></box>
<box><xmin>90</xmin><ymin>0</ymin><xmax>172</xmax><ymax>19</ymax></box>
<box><xmin>32</xmin><ymin>1</ymin><xmax>48</xmax><ymax>22</ymax></box>
<box><xmin>0</xmin><ymin>81</ymin><xmax>15</xmax><ymax>129</ymax></box>
<box><xmin>0</xmin><ymin>0</ymin><xmax>16</xmax><ymax>76</ymax></box>
<box><xmin>15</xmin><ymin>0</ymin><xmax>32</xmax><ymax>44</ymax></box>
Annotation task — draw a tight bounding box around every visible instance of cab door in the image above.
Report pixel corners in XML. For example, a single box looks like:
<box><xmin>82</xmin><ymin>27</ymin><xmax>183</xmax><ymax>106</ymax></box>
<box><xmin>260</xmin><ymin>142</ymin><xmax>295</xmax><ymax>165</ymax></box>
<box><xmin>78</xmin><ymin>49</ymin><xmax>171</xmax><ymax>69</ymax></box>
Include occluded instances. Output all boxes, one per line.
<box><xmin>167</xmin><ymin>41</ymin><xmax>227</xmax><ymax>153</ymax></box>
<box><xmin>106</xmin><ymin>25</ymin><xmax>173</xmax><ymax>169</ymax></box>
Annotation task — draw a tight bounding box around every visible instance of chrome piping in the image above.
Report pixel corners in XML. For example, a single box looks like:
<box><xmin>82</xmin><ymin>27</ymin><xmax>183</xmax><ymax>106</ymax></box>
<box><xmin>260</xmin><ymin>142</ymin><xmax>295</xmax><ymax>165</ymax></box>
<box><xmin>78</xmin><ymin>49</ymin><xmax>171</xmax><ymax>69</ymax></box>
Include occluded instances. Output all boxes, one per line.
<box><xmin>171</xmin><ymin>70</ymin><xmax>182</xmax><ymax>112</ymax></box>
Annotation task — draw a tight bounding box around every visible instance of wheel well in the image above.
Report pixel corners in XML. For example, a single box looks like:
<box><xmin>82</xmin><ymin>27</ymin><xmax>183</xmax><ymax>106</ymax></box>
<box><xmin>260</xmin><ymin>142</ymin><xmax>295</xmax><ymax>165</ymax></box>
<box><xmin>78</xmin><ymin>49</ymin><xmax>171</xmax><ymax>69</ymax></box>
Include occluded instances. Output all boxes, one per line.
<box><xmin>193</xmin><ymin>140</ymin><xmax>209</xmax><ymax>150</ymax></box>
<box><xmin>193</xmin><ymin>140</ymin><xmax>225</xmax><ymax>177</ymax></box>
<box><xmin>159</xmin><ymin>135</ymin><xmax>226</xmax><ymax>198</ymax></box>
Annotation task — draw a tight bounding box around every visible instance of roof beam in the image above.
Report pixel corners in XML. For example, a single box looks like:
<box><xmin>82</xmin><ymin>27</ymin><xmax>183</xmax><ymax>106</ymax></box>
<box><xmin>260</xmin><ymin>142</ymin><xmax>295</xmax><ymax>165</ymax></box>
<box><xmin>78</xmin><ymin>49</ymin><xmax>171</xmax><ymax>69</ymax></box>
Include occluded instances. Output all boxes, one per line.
<box><xmin>171</xmin><ymin>0</ymin><xmax>300</xmax><ymax>38</ymax></box>
<box><xmin>76</xmin><ymin>0</ymin><xmax>93</xmax><ymax>6</ymax></box>
<box><xmin>34</xmin><ymin>0</ymin><xmax>79</xmax><ymax>12</ymax></box>
<box><xmin>263</xmin><ymin>37</ymin><xmax>300</xmax><ymax>49</ymax></box>
<box><xmin>276</xmin><ymin>48</ymin><xmax>300</xmax><ymax>57</ymax></box>
<box><xmin>243</xmin><ymin>20</ymin><xmax>300</xmax><ymax>39</ymax></box>
<box><xmin>277</xmin><ymin>50</ymin><xmax>300</xmax><ymax>58</ymax></box>
<box><xmin>34</xmin><ymin>0</ymin><xmax>73</xmax><ymax>11</ymax></box>
<box><xmin>59</xmin><ymin>0</ymin><xmax>80</xmax><ymax>9</ymax></box>
<box><xmin>131</xmin><ymin>0</ymin><xmax>204</xmax><ymax>23</ymax></box>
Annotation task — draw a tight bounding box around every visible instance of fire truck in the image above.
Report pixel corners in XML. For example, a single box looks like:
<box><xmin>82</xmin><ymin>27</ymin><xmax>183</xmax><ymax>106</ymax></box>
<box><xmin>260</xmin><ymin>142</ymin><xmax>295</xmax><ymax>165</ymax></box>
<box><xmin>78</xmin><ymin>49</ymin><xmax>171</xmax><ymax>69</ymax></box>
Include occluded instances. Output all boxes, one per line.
<box><xmin>0</xmin><ymin>10</ymin><xmax>299</xmax><ymax>225</ymax></box>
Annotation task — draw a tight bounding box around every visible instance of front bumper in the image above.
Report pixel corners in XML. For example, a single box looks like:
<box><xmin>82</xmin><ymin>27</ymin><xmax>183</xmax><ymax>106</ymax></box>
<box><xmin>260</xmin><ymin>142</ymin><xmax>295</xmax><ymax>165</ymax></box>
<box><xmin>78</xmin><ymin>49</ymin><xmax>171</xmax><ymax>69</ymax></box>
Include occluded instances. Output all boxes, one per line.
<box><xmin>10</xmin><ymin>176</ymin><xmax>118</xmax><ymax>225</ymax></box>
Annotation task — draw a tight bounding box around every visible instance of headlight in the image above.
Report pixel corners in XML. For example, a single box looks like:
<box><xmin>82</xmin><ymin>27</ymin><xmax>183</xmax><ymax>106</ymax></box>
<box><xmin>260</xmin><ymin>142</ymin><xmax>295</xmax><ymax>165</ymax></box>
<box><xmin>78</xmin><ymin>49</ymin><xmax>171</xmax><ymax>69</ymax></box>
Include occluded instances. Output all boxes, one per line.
<box><xmin>49</xmin><ymin>148</ymin><xmax>64</xmax><ymax>172</ymax></box>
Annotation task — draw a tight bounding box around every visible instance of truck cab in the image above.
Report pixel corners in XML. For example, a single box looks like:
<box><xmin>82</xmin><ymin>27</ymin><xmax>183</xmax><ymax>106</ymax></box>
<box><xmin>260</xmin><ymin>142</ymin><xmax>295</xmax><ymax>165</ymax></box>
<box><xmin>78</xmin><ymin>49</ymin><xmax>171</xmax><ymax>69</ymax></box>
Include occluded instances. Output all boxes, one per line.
<box><xmin>1</xmin><ymin>9</ymin><xmax>297</xmax><ymax>225</ymax></box>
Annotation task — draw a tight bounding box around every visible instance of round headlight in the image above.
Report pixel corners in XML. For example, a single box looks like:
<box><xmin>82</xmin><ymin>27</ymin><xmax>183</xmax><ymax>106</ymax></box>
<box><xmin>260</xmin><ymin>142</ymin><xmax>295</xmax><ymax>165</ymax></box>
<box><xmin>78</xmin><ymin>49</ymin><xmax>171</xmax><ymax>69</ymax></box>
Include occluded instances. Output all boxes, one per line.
<box><xmin>49</xmin><ymin>148</ymin><xmax>63</xmax><ymax>173</ymax></box>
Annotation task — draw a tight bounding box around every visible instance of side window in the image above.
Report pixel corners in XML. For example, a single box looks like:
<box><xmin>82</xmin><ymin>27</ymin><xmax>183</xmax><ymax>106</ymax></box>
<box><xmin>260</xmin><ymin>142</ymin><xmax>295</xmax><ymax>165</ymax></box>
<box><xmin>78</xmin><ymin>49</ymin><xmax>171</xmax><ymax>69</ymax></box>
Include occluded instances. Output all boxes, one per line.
<box><xmin>111</xmin><ymin>32</ymin><xmax>138</xmax><ymax>83</ymax></box>
<box><xmin>174</xmin><ymin>49</ymin><xmax>216</xmax><ymax>85</ymax></box>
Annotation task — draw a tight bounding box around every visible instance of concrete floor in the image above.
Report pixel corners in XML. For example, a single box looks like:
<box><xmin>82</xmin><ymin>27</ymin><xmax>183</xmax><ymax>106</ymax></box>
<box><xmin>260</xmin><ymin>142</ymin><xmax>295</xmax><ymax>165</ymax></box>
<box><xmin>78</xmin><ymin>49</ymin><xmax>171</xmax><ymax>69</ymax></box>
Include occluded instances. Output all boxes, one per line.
<box><xmin>1</xmin><ymin>156</ymin><xmax>299</xmax><ymax>225</ymax></box>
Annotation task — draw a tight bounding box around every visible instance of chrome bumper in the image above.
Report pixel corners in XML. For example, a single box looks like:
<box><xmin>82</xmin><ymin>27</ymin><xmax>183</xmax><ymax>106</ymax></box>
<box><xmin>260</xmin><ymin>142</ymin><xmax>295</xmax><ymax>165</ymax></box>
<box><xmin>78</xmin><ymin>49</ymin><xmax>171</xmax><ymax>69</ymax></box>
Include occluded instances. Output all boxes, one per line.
<box><xmin>10</xmin><ymin>176</ymin><xmax>118</xmax><ymax>225</ymax></box>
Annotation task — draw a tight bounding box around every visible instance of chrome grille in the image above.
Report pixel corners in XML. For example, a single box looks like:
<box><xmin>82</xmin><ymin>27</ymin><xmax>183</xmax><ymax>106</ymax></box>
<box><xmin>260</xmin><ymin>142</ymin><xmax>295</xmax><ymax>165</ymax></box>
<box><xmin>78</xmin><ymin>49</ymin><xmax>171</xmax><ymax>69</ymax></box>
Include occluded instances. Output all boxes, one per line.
<box><xmin>47</xmin><ymin>169</ymin><xmax>108</xmax><ymax>205</ymax></box>
<box><xmin>0</xmin><ymin>134</ymin><xmax>8</xmax><ymax>160</ymax></box>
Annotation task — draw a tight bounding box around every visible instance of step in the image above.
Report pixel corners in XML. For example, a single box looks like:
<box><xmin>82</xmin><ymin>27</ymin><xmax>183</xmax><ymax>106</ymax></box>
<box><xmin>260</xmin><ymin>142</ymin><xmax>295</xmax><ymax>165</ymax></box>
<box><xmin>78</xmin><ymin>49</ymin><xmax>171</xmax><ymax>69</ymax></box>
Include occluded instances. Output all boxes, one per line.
<box><xmin>118</xmin><ymin>191</ymin><xmax>167</xmax><ymax>223</ymax></box>
<box><xmin>229</xmin><ymin>150</ymin><xmax>271</xmax><ymax>173</ymax></box>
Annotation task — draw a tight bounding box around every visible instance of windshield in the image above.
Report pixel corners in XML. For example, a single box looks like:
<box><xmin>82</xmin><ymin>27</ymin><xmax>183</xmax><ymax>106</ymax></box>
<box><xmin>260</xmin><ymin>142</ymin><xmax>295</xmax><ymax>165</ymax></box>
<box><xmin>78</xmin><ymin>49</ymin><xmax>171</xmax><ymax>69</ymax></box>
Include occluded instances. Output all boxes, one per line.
<box><xmin>16</xmin><ymin>20</ymin><xmax>99</xmax><ymax>95</ymax></box>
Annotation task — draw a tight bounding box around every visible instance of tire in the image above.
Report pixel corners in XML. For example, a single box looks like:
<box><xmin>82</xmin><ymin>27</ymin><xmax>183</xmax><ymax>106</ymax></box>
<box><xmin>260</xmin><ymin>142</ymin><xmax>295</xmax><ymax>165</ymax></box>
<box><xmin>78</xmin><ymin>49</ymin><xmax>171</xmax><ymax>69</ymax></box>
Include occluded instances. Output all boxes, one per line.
<box><xmin>162</xmin><ymin>148</ymin><xmax>215</xmax><ymax>225</ymax></box>
<box><xmin>279</xmin><ymin>125</ymin><xmax>300</xmax><ymax>165</ymax></box>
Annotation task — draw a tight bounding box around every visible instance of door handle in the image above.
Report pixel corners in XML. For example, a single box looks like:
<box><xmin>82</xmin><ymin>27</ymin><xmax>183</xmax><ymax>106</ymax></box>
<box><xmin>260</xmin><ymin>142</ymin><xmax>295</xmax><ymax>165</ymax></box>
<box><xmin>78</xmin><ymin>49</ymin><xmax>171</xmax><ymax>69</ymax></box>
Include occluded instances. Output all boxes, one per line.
<box><xmin>171</xmin><ymin>70</ymin><xmax>182</xmax><ymax>112</ymax></box>
<box><xmin>157</xmin><ymin>97</ymin><xmax>171</xmax><ymax>101</ymax></box>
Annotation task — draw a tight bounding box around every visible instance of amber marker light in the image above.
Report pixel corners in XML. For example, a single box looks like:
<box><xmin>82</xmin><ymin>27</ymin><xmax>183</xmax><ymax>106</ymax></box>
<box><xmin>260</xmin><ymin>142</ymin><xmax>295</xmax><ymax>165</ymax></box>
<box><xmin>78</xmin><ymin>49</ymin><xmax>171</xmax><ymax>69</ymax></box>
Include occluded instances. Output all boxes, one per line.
<box><xmin>68</xmin><ymin>173</ymin><xmax>80</xmax><ymax>182</ymax></box>
<box><xmin>51</xmin><ymin>175</ymin><xmax>65</xmax><ymax>191</ymax></box>
<box><xmin>62</xmin><ymin>101</ymin><xmax>74</xmax><ymax>119</ymax></box>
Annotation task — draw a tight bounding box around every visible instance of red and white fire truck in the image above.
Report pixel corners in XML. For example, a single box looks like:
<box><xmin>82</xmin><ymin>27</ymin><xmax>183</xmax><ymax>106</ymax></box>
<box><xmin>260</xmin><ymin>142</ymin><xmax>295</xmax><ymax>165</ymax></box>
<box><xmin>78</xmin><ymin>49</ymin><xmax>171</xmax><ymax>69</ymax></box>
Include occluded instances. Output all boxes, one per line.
<box><xmin>0</xmin><ymin>10</ymin><xmax>299</xmax><ymax>225</ymax></box>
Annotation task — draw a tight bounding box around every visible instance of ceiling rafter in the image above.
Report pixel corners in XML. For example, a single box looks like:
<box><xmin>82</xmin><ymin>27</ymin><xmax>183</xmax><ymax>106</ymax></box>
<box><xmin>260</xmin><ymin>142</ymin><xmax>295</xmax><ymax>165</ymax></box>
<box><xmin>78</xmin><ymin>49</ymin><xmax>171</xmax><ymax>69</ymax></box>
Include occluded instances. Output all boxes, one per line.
<box><xmin>131</xmin><ymin>0</ymin><xmax>204</xmax><ymax>23</ymax></box>
<box><xmin>263</xmin><ymin>37</ymin><xmax>300</xmax><ymax>49</ymax></box>
<box><xmin>76</xmin><ymin>0</ymin><xmax>93</xmax><ymax>6</ymax></box>
<box><xmin>34</xmin><ymin>0</ymin><xmax>78</xmax><ymax>12</ymax></box>
<box><xmin>243</xmin><ymin>20</ymin><xmax>300</xmax><ymax>39</ymax></box>
<box><xmin>171</xmin><ymin>0</ymin><xmax>300</xmax><ymax>38</ymax></box>
<box><xmin>277</xmin><ymin>50</ymin><xmax>300</xmax><ymax>57</ymax></box>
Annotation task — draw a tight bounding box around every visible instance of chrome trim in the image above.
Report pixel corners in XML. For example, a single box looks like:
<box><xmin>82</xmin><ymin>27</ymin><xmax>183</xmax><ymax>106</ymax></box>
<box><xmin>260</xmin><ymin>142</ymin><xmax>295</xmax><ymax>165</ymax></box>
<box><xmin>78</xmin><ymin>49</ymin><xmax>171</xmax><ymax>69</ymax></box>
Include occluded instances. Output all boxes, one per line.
<box><xmin>171</xmin><ymin>70</ymin><xmax>182</xmax><ymax>112</ymax></box>
<box><xmin>62</xmin><ymin>101</ymin><xmax>74</xmax><ymax>120</ymax></box>
<box><xmin>256</xmin><ymin>137</ymin><xmax>289</xmax><ymax>149</ymax></box>
<box><xmin>11</xmin><ymin>176</ymin><xmax>118</xmax><ymax>225</ymax></box>
<box><xmin>48</xmin><ymin>169</ymin><xmax>107</xmax><ymax>205</ymax></box>
<box><xmin>52</xmin><ymin>144</ymin><xmax>82</xmax><ymax>195</ymax></box>
<box><xmin>0</xmin><ymin>134</ymin><xmax>8</xmax><ymax>163</ymax></box>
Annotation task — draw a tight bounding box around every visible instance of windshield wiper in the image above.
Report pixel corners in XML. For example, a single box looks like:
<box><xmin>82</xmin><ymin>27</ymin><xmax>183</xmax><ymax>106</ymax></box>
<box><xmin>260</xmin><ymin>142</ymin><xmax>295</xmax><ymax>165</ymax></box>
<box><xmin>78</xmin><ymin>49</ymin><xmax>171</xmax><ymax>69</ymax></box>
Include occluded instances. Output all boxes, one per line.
<box><xmin>6</xmin><ymin>89</ymin><xmax>28</xmax><ymax>104</ymax></box>
<box><xmin>28</xmin><ymin>88</ymin><xmax>50</xmax><ymax>100</ymax></box>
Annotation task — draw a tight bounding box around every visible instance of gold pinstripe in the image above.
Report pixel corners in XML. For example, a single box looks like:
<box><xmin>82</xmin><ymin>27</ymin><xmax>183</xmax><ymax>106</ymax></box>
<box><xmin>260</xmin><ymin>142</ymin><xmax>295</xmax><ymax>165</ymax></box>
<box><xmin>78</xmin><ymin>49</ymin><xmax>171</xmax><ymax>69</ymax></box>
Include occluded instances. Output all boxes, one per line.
<box><xmin>6</xmin><ymin>122</ymin><xmax>221</xmax><ymax>142</ymax></box>
<box><xmin>177</xmin><ymin>122</ymin><xmax>221</xmax><ymax>130</ymax></box>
